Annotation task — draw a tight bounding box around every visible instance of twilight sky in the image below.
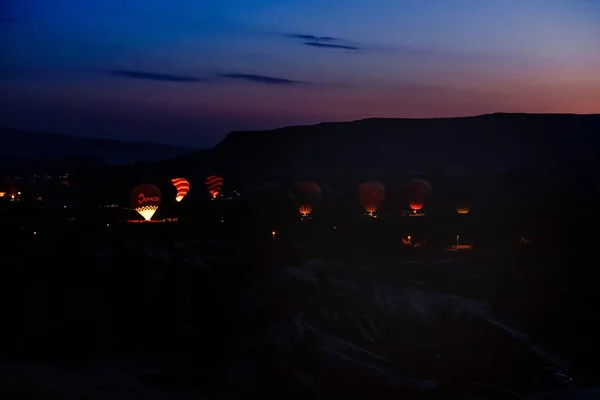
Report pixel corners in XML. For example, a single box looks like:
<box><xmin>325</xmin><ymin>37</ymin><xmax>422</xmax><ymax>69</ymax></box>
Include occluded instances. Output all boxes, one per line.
<box><xmin>1</xmin><ymin>0</ymin><xmax>599</xmax><ymax>147</ymax></box>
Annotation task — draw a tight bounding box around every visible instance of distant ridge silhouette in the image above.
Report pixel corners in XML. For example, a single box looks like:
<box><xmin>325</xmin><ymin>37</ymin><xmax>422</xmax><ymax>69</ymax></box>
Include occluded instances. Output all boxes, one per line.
<box><xmin>163</xmin><ymin>113</ymin><xmax>600</xmax><ymax>179</ymax></box>
<box><xmin>0</xmin><ymin>127</ymin><xmax>195</xmax><ymax>167</ymax></box>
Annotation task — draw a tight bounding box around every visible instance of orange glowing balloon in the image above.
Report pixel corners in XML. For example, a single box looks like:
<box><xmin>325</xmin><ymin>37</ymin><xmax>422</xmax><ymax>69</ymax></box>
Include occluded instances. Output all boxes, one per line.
<box><xmin>291</xmin><ymin>181</ymin><xmax>321</xmax><ymax>217</ymax></box>
<box><xmin>171</xmin><ymin>177</ymin><xmax>190</xmax><ymax>202</ymax></box>
<box><xmin>358</xmin><ymin>181</ymin><xmax>385</xmax><ymax>216</ymax></box>
<box><xmin>406</xmin><ymin>179</ymin><xmax>432</xmax><ymax>212</ymax></box>
<box><xmin>130</xmin><ymin>184</ymin><xmax>161</xmax><ymax>221</ymax></box>
<box><xmin>453</xmin><ymin>184</ymin><xmax>475</xmax><ymax>215</ymax></box>
<box><xmin>205</xmin><ymin>175</ymin><xmax>224</xmax><ymax>199</ymax></box>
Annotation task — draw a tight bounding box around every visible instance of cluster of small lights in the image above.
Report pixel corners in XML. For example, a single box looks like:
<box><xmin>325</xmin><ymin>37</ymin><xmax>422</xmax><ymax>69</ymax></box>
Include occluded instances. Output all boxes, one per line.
<box><xmin>8</xmin><ymin>192</ymin><xmax>22</xmax><ymax>202</ymax></box>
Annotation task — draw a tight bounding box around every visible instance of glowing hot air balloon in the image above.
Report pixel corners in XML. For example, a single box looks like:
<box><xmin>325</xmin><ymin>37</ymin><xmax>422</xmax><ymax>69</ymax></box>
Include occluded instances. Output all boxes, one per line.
<box><xmin>453</xmin><ymin>184</ymin><xmax>475</xmax><ymax>215</ymax></box>
<box><xmin>358</xmin><ymin>181</ymin><xmax>385</xmax><ymax>217</ymax></box>
<box><xmin>406</xmin><ymin>179</ymin><xmax>432</xmax><ymax>215</ymax></box>
<box><xmin>130</xmin><ymin>184</ymin><xmax>161</xmax><ymax>221</ymax></box>
<box><xmin>291</xmin><ymin>181</ymin><xmax>321</xmax><ymax>219</ymax></box>
<box><xmin>205</xmin><ymin>175</ymin><xmax>224</xmax><ymax>200</ymax></box>
<box><xmin>171</xmin><ymin>178</ymin><xmax>190</xmax><ymax>202</ymax></box>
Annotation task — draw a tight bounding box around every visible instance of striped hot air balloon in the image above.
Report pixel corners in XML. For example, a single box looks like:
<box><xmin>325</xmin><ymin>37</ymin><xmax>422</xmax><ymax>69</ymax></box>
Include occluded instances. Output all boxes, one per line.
<box><xmin>205</xmin><ymin>175</ymin><xmax>224</xmax><ymax>199</ymax></box>
<box><xmin>171</xmin><ymin>178</ymin><xmax>190</xmax><ymax>202</ymax></box>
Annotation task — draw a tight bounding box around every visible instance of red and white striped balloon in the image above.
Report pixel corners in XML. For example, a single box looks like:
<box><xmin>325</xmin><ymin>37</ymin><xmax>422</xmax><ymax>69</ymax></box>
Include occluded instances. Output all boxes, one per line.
<box><xmin>205</xmin><ymin>175</ymin><xmax>224</xmax><ymax>199</ymax></box>
<box><xmin>171</xmin><ymin>178</ymin><xmax>190</xmax><ymax>202</ymax></box>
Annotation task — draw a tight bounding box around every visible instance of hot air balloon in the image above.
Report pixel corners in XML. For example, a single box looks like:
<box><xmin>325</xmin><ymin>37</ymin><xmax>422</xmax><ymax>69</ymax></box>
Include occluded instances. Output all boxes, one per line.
<box><xmin>130</xmin><ymin>184</ymin><xmax>161</xmax><ymax>221</ymax></box>
<box><xmin>406</xmin><ymin>179</ymin><xmax>432</xmax><ymax>214</ymax></box>
<box><xmin>205</xmin><ymin>175</ymin><xmax>224</xmax><ymax>200</ymax></box>
<box><xmin>291</xmin><ymin>181</ymin><xmax>321</xmax><ymax>219</ymax></box>
<box><xmin>454</xmin><ymin>184</ymin><xmax>475</xmax><ymax>215</ymax></box>
<box><xmin>171</xmin><ymin>178</ymin><xmax>190</xmax><ymax>202</ymax></box>
<box><xmin>358</xmin><ymin>181</ymin><xmax>386</xmax><ymax>217</ymax></box>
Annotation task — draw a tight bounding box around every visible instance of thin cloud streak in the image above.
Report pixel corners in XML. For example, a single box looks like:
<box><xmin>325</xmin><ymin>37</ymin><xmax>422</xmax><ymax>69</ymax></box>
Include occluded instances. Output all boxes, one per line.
<box><xmin>302</xmin><ymin>42</ymin><xmax>361</xmax><ymax>50</ymax></box>
<box><xmin>282</xmin><ymin>31</ymin><xmax>362</xmax><ymax>50</ymax></box>
<box><xmin>217</xmin><ymin>73</ymin><xmax>308</xmax><ymax>85</ymax></box>
<box><xmin>106</xmin><ymin>70</ymin><xmax>204</xmax><ymax>82</ymax></box>
<box><xmin>285</xmin><ymin>33</ymin><xmax>339</xmax><ymax>42</ymax></box>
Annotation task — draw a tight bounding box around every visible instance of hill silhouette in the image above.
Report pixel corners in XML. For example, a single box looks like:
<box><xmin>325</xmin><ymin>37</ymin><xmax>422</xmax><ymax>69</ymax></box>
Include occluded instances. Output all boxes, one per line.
<box><xmin>163</xmin><ymin>113</ymin><xmax>600</xmax><ymax>179</ymax></box>
<box><xmin>0</xmin><ymin>127</ymin><xmax>195</xmax><ymax>168</ymax></box>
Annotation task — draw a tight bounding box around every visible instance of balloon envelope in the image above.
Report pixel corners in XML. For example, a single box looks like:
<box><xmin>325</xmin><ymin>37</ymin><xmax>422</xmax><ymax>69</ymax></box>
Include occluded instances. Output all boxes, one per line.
<box><xmin>130</xmin><ymin>184</ymin><xmax>161</xmax><ymax>221</ymax></box>
<box><xmin>453</xmin><ymin>184</ymin><xmax>475</xmax><ymax>214</ymax></box>
<box><xmin>205</xmin><ymin>175</ymin><xmax>224</xmax><ymax>199</ymax></box>
<box><xmin>171</xmin><ymin>178</ymin><xmax>190</xmax><ymax>202</ymax></box>
<box><xmin>358</xmin><ymin>181</ymin><xmax>385</xmax><ymax>214</ymax></box>
<box><xmin>291</xmin><ymin>181</ymin><xmax>321</xmax><ymax>216</ymax></box>
<box><xmin>406</xmin><ymin>179</ymin><xmax>432</xmax><ymax>211</ymax></box>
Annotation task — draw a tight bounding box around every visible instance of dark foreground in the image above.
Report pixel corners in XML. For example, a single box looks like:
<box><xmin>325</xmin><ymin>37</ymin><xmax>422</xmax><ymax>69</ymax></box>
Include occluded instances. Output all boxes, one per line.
<box><xmin>1</xmin><ymin>221</ymin><xmax>598</xmax><ymax>399</ymax></box>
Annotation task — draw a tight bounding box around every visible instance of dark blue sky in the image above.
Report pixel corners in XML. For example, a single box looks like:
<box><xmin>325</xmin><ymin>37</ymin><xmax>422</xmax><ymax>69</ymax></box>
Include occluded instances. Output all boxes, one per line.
<box><xmin>1</xmin><ymin>0</ymin><xmax>599</xmax><ymax>147</ymax></box>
